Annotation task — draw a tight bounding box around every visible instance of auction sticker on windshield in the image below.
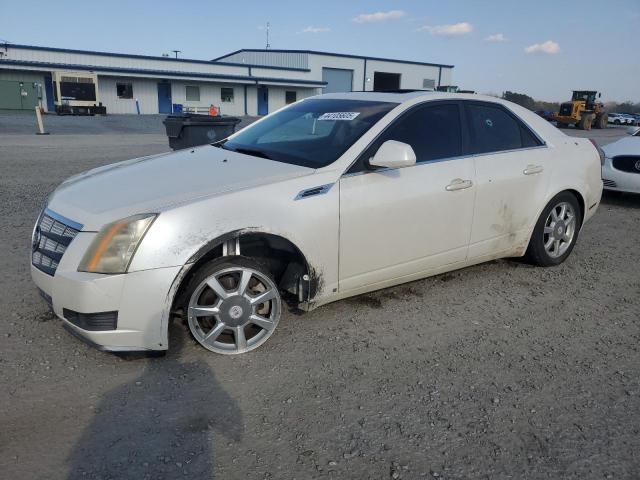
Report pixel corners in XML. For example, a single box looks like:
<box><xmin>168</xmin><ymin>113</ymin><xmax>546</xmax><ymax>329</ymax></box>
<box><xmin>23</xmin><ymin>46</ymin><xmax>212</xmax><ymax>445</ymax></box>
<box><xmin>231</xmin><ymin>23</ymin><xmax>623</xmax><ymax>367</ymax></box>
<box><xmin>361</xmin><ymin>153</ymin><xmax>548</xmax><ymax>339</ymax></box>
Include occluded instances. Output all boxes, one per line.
<box><xmin>318</xmin><ymin>112</ymin><xmax>361</xmax><ymax>121</ymax></box>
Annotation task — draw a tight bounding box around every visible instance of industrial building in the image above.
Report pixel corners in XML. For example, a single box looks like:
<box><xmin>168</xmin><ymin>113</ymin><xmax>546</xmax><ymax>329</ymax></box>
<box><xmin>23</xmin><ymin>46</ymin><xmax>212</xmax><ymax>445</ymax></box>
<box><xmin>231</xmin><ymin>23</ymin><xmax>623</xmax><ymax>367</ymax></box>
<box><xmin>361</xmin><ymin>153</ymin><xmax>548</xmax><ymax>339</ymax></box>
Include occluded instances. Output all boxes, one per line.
<box><xmin>0</xmin><ymin>43</ymin><xmax>454</xmax><ymax>116</ymax></box>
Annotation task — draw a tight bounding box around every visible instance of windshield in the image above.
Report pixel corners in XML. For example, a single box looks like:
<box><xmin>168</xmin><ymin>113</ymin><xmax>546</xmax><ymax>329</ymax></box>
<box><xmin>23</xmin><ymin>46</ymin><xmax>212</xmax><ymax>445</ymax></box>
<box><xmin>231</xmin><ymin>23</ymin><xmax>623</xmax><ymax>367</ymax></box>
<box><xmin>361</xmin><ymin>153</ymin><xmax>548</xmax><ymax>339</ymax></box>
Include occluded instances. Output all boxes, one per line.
<box><xmin>220</xmin><ymin>98</ymin><xmax>397</xmax><ymax>168</ymax></box>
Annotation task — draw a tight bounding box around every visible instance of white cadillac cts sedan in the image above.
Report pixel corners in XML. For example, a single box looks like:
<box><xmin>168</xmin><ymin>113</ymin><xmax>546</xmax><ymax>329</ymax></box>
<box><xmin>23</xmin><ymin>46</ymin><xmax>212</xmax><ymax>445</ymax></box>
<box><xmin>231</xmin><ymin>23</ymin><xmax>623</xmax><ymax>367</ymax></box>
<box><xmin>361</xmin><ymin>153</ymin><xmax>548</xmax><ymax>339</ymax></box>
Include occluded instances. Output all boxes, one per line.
<box><xmin>31</xmin><ymin>92</ymin><xmax>603</xmax><ymax>355</ymax></box>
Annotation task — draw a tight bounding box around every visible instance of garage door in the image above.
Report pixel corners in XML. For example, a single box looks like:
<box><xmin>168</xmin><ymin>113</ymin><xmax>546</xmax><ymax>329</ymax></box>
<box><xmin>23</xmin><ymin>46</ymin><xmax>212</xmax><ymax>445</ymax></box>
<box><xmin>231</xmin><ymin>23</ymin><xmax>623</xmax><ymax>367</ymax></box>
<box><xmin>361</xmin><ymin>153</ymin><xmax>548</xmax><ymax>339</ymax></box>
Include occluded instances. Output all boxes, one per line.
<box><xmin>373</xmin><ymin>72</ymin><xmax>401</xmax><ymax>91</ymax></box>
<box><xmin>322</xmin><ymin>68</ymin><xmax>353</xmax><ymax>94</ymax></box>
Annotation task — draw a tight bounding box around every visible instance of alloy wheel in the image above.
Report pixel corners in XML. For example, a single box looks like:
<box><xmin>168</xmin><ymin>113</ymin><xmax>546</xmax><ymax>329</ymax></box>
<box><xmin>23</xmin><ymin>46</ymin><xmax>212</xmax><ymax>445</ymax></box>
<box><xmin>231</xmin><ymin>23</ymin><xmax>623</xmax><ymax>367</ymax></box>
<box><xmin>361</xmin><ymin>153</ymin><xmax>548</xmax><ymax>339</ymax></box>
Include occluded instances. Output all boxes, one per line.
<box><xmin>543</xmin><ymin>201</ymin><xmax>577</xmax><ymax>259</ymax></box>
<box><xmin>187</xmin><ymin>266</ymin><xmax>281</xmax><ymax>354</ymax></box>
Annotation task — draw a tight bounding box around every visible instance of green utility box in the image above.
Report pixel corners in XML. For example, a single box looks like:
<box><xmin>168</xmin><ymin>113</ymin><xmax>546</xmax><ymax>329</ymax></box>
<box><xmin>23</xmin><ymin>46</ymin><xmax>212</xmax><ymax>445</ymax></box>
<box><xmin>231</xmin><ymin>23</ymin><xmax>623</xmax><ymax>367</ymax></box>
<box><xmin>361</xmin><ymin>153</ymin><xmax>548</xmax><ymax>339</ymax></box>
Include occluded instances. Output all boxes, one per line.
<box><xmin>0</xmin><ymin>80</ymin><xmax>38</xmax><ymax>110</ymax></box>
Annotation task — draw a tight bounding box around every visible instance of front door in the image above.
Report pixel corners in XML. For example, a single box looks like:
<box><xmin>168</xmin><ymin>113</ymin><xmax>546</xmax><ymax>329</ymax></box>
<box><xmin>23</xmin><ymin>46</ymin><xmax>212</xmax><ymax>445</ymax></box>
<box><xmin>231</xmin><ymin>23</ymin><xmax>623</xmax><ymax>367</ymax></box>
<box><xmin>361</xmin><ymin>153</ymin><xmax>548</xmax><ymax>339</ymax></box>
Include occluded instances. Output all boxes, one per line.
<box><xmin>257</xmin><ymin>86</ymin><xmax>268</xmax><ymax>115</ymax></box>
<box><xmin>157</xmin><ymin>82</ymin><xmax>172</xmax><ymax>114</ymax></box>
<box><xmin>464</xmin><ymin>101</ymin><xmax>552</xmax><ymax>258</ymax></box>
<box><xmin>339</xmin><ymin>102</ymin><xmax>476</xmax><ymax>293</ymax></box>
<box><xmin>44</xmin><ymin>75</ymin><xmax>55</xmax><ymax>112</ymax></box>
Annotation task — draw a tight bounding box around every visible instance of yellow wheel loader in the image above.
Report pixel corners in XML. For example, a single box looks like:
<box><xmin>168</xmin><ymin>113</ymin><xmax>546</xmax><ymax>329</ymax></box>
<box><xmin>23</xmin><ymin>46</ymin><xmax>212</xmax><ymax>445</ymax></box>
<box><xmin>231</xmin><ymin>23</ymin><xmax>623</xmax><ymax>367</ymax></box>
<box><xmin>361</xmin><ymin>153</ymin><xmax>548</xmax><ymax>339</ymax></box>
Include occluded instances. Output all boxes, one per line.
<box><xmin>553</xmin><ymin>91</ymin><xmax>607</xmax><ymax>130</ymax></box>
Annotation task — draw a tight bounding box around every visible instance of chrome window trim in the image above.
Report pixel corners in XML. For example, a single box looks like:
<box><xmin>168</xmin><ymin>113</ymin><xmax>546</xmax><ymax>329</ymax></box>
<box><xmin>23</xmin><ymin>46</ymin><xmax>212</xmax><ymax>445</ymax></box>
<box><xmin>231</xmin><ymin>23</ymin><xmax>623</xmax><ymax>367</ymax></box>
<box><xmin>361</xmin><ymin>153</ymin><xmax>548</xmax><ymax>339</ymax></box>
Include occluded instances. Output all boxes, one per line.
<box><xmin>470</xmin><ymin>144</ymin><xmax>549</xmax><ymax>159</ymax></box>
<box><xmin>341</xmin><ymin>153</ymin><xmax>475</xmax><ymax>178</ymax></box>
<box><xmin>340</xmin><ymin>144</ymin><xmax>549</xmax><ymax>179</ymax></box>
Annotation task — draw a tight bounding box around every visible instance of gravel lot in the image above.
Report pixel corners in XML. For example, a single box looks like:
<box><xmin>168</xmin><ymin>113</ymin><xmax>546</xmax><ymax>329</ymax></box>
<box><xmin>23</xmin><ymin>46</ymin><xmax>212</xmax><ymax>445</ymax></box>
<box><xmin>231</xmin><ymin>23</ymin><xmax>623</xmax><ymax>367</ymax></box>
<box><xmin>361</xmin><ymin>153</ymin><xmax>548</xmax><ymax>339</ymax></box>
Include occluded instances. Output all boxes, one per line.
<box><xmin>1</xmin><ymin>114</ymin><xmax>639</xmax><ymax>480</ymax></box>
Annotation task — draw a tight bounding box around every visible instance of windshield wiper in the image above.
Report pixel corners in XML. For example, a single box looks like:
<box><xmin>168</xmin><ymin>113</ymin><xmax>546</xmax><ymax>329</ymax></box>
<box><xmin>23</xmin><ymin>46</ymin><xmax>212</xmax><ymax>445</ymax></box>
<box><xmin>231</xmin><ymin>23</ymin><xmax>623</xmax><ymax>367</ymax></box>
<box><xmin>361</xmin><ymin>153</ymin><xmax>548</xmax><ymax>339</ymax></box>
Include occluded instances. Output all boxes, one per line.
<box><xmin>232</xmin><ymin>147</ymin><xmax>272</xmax><ymax>160</ymax></box>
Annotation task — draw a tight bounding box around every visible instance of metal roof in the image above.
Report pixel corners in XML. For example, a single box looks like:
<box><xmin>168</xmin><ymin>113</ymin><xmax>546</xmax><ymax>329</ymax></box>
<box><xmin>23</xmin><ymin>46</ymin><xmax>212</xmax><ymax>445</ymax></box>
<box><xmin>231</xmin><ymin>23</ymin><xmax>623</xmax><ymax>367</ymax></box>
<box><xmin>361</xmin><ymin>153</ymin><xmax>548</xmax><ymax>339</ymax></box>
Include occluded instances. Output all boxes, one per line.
<box><xmin>213</xmin><ymin>49</ymin><xmax>455</xmax><ymax>69</ymax></box>
<box><xmin>0</xmin><ymin>59</ymin><xmax>327</xmax><ymax>86</ymax></box>
<box><xmin>2</xmin><ymin>44</ymin><xmax>311</xmax><ymax>72</ymax></box>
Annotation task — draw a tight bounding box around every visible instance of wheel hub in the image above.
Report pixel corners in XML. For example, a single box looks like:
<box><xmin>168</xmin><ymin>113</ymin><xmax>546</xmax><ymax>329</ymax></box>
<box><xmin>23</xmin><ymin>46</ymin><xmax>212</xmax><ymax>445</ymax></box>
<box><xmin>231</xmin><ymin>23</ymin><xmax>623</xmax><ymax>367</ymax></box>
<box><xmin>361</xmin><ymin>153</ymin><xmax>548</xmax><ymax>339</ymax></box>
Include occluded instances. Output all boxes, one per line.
<box><xmin>219</xmin><ymin>296</ymin><xmax>252</xmax><ymax>327</ymax></box>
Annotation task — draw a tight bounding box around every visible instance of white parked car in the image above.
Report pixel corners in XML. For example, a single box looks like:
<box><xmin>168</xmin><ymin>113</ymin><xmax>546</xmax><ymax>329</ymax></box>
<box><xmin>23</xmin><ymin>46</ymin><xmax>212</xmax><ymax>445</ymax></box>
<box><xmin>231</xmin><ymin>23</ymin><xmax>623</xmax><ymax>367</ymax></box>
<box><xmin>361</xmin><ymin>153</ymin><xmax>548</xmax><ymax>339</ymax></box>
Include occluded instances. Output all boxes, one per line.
<box><xmin>602</xmin><ymin>126</ymin><xmax>640</xmax><ymax>193</ymax></box>
<box><xmin>608</xmin><ymin>113</ymin><xmax>633</xmax><ymax>125</ymax></box>
<box><xmin>31</xmin><ymin>92</ymin><xmax>603</xmax><ymax>355</ymax></box>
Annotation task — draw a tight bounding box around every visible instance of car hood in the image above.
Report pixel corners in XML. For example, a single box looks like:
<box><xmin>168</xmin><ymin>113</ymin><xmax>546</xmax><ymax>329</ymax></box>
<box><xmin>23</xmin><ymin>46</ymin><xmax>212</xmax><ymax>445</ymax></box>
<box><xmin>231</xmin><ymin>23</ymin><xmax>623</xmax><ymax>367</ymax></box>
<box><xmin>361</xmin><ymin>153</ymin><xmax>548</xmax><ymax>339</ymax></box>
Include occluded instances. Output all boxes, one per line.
<box><xmin>602</xmin><ymin>137</ymin><xmax>640</xmax><ymax>158</ymax></box>
<box><xmin>47</xmin><ymin>145</ymin><xmax>314</xmax><ymax>231</ymax></box>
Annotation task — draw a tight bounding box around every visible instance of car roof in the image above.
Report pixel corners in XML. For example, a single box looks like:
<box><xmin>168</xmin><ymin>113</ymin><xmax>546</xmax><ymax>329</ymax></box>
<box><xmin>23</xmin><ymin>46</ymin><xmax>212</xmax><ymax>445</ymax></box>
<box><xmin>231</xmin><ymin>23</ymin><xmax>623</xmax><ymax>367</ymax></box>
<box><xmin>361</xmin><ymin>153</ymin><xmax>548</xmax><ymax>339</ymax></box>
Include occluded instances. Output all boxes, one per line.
<box><xmin>315</xmin><ymin>90</ymin><xmax>505</xmax><ymax>105</ymax></box>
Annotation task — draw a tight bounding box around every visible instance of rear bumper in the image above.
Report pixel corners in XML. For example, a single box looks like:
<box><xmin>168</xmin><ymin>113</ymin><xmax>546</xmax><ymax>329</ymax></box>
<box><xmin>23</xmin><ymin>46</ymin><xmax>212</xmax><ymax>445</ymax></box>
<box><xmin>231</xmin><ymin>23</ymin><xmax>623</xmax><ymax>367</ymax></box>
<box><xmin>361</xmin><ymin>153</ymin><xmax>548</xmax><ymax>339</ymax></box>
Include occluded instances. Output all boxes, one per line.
<box><xmin>31</xmin><ymin>263</ymin><xmax>181</xmax><ymax>352</ymax></box>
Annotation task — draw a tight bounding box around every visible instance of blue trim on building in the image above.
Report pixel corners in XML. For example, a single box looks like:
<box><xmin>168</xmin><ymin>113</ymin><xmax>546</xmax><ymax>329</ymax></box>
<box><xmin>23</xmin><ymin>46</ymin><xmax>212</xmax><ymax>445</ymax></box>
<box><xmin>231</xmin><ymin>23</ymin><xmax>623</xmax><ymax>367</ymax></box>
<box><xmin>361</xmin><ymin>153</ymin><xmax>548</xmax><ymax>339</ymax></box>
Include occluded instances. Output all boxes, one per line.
<box><xmin>213</xmin><ymin>48</ymin><xmax>455</xmax><ymax>69</ymax></box>
<box><xmin>0</xmin><ymin>59</ymin><xmax>327</xmax><ymax>87</ymax></box>
<box><xmin>4</xmin><ymin>44</ymin><xmax>311</xmax><ymax>72</ymax></box>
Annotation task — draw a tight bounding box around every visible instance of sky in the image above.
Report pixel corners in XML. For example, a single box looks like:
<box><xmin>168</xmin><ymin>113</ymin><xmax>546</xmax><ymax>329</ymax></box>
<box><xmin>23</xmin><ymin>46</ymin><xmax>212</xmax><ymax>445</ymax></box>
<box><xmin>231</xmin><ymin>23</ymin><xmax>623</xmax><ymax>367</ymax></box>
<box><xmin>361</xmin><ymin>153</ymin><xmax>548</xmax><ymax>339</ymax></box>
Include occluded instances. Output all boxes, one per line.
<box><xmin>1</xmin><ymin>0</ymin><xmax>638</xmax><ymax>102</ymax></box>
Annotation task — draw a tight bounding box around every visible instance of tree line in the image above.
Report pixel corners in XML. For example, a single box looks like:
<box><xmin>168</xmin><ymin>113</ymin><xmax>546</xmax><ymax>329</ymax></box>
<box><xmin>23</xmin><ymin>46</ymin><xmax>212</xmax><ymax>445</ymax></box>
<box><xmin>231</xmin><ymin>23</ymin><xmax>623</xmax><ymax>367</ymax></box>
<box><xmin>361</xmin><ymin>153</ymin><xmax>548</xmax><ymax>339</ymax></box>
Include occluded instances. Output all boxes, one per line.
<box><xmin>501</xmin><ymin>91</ymin><xmax>640</xmax><ymax>114</ymax></box>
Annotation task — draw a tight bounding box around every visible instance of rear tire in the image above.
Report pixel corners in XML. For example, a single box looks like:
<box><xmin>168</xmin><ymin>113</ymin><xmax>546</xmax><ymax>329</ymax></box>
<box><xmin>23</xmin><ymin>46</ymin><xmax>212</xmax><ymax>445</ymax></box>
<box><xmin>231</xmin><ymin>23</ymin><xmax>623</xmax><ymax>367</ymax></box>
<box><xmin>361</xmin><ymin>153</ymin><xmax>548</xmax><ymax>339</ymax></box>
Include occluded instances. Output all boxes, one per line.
<box><xmin>524</xmin><ymin>192</ymin><xmax>582</xmax><ymax>267</ymax></box>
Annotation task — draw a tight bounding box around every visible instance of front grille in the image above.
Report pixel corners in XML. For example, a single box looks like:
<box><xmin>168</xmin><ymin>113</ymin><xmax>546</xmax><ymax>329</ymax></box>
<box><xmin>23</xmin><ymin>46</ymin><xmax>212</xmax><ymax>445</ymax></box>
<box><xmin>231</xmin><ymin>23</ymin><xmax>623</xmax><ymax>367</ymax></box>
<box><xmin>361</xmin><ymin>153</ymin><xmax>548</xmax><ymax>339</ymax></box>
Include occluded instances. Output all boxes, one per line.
<box><xmin>612</xmin><ymin>156</ymin><xmax>640</xmax><ymax>174</ymax></box>
<box><xmin>63</xmin><ymin>309</ymin><xmax>118</xmax><ymax>331</ymax></box>
<box><xmin>559</xmin><ymin>103</ymin><xmax>573</xmax><ymax>116</ymax></box>
<box><xmin>602</xmin><ymin>179</ymin><xmax>617</xmax><ymax>188</ymax></box>
<box><xmin>32</xmin><ymin>209</ymin><xmax>83</xmax><ymax>276</ymax></box>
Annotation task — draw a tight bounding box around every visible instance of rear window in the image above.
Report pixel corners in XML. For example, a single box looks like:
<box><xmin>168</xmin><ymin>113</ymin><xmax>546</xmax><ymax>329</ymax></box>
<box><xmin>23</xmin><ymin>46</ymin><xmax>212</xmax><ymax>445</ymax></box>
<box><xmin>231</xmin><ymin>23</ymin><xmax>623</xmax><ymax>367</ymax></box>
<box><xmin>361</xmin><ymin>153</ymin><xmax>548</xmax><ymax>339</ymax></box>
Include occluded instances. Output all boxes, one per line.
<box><xmin>466</xmin><ymin>103</ymin><xmax>542</xmax><ymax>154</ymax></box>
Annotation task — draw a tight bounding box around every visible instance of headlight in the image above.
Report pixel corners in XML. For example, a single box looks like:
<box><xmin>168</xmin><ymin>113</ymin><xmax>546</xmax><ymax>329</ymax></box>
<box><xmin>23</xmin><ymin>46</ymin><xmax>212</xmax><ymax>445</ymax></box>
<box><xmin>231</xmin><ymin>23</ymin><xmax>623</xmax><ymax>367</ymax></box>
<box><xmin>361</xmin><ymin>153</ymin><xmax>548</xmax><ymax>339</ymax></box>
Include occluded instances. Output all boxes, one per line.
<box><xmin>78</xmin><ymin>214</ymin><xmax>156</xmax><ymax>274</ymax></box>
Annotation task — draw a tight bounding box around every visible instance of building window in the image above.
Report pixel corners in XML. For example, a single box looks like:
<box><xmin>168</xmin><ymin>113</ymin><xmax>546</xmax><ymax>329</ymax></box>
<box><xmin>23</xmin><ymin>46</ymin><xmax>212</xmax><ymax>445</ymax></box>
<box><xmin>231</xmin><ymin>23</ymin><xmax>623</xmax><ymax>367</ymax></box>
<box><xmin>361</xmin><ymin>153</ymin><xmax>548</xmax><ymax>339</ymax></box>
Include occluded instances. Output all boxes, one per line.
<box><xmin>185</xmin><ymin>85</ymin><xmax>200</xmax><ymax>102</ymax></box>
<box><xmin>285</xmin><ymin>91</ymin><xmax>297</xmax><ymax>104</ymax></box>
<box><xmin>116</xmin><ymin>82</ymin><xmax>133</xmax><ymax>99</ymax></box>
<box><xmin>221</xmin><ymin>87</ymin><xmax>234</xmax><ymax>102</ymax></box>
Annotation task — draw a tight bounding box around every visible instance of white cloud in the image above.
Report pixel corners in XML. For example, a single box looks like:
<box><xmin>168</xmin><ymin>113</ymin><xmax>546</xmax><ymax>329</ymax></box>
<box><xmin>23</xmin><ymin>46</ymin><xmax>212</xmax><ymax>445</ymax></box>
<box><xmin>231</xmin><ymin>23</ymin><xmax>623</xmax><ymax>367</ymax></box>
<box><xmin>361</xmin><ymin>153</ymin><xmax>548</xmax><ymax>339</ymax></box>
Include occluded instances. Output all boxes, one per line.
<box><xmin>353</xmin><ymin>10</ymin><xmax>406</xmax><ymax>24</ymax></box>
<box><xmin>301</xmin><ymin>26</ymin><xmax>330</xmax><ymax>33</ymax></box>
<box><xmin>418</xmin><ymin>22</ymin><xmax>473</xmax><ymax>36</ymax></box>
<box><xmin>485</xmin><ymin>33</ymin><xmax>507</xmax><ymax>42</ymax></box>
<box><xmin>524</xmin><ymin>40</ymin><xmax>560</xmax><ymax>54</ymax></box>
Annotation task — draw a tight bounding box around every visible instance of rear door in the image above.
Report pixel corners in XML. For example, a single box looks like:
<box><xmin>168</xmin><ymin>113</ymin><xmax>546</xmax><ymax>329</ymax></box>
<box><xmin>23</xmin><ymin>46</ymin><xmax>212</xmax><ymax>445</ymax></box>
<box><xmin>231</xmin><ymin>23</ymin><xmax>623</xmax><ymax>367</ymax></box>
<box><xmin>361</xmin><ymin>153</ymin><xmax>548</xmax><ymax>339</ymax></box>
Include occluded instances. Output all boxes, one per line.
<box><xmin>464</xmin><ymin>101</ymin><xmax>552</xmax><ymax>258</ymax></box>
<box><xmin>338</xmin><ymin>101</ymin><xmax>476</xmax><ymax>292</ymax></box>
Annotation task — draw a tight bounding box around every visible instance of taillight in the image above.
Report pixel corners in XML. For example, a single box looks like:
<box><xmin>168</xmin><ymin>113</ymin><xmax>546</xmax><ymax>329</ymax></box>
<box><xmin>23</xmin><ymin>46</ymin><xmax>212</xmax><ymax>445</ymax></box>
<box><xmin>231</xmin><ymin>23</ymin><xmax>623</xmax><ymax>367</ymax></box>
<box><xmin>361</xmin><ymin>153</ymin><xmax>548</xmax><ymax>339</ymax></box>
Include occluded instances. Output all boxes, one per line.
<box><xmin>589</xmin><ymin>138</ymin><xmax>605</xmax><ymax>165</ymax></box>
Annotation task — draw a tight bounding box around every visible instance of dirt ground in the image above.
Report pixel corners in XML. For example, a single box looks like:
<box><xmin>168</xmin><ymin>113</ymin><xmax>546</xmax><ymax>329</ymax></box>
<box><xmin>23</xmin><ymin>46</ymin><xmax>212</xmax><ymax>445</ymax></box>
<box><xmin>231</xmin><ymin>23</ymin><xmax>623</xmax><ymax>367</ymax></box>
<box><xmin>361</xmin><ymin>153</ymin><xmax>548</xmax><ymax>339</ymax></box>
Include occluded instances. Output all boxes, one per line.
<box><xmin>0</xmin><ymin>118</ymin><xmax>639</xmax><ymax>479</ymax></box>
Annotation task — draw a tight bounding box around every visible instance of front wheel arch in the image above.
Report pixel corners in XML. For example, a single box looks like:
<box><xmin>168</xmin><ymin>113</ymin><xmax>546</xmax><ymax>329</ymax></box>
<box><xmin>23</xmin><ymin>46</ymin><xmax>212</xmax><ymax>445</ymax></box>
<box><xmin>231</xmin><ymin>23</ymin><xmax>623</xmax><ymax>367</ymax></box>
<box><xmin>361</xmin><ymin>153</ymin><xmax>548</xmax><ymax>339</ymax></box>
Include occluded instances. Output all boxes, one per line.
<box><xmin>170</xmin><ymin>230</ymin><xmax>316</xmax><ymax>316</ymax></box>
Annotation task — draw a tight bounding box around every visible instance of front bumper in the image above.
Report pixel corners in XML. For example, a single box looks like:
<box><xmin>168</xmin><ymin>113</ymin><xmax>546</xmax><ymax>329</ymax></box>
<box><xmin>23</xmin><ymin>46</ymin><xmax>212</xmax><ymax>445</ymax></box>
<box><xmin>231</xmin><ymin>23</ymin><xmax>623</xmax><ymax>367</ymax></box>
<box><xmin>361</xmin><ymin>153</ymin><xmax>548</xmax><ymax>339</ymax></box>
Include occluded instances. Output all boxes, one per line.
<box><xmin>31</xmin><ymin>231</ymin><xmax>181</xmax><ymax>351</ymax></box>
<box><xmin>602</xmin><ymin>160</ymin><xmax>640</xmax><ymax>194</ymax></box>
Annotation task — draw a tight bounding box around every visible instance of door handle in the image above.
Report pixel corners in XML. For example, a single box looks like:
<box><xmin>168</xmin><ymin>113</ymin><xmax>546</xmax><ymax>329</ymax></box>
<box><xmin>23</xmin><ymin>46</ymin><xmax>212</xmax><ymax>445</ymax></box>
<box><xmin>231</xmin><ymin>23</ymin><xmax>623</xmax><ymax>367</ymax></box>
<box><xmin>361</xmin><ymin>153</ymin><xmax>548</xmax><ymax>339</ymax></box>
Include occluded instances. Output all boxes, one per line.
<box><xmin>445</xmin><ymin>179</ymin><xmax>473</xmax><ymax>191</ymax></box>
<box><xmin>523</xmin><ymin>164</ymin><xmax>544</xmax><ymax>175</ymax></box>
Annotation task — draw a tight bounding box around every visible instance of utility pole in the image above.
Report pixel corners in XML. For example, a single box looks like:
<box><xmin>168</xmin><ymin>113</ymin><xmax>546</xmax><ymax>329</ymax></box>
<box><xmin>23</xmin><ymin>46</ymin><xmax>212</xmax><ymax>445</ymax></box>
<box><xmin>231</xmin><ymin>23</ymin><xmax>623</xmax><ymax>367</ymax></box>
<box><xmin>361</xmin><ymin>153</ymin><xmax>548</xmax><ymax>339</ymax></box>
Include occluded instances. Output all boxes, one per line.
<box><xmin>171</xmin><ymin>50</ymin><xmax>181</xmax><ymax>59</ymax></box>
<box><xmin>266</xmin><ymin>22</ymin><xmax>270</xmax><ymax>50</ymax></box>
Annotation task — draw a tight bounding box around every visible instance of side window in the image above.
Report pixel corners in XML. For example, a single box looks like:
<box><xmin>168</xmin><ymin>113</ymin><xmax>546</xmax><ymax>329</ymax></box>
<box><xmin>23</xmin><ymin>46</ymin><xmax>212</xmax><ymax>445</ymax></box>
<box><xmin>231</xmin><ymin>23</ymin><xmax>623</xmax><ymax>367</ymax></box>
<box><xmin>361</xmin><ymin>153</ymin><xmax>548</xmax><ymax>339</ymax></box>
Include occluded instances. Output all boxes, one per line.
<box><xmin>466</xmin><ymin>104</ymin><xmax>521</xmax><ymax>153</ymax></box>
<box><xmin>466</xmin><ymin>103</ymin><xmax>542</xmax><ymax>153</ymax></box>
<box><xmin>520</xmin><ymin>125</ymin><xmax>540</xmax><ymax>148</ymax></box>
<box><xmin>351</xmin><ymin>103</ymin><xmax>462</xmax><ymax>172</ymax></box>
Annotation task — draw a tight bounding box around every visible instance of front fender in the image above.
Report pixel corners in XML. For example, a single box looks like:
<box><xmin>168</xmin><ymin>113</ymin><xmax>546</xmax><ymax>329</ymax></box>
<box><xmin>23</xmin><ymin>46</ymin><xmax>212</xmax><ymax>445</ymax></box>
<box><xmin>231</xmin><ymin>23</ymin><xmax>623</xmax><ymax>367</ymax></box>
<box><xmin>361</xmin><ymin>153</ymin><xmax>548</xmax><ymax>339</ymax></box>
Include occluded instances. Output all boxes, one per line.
<box><xmin>128</xmin><ymin>174</ymin><xmax>341</xmax><ymax>305</ymax></box>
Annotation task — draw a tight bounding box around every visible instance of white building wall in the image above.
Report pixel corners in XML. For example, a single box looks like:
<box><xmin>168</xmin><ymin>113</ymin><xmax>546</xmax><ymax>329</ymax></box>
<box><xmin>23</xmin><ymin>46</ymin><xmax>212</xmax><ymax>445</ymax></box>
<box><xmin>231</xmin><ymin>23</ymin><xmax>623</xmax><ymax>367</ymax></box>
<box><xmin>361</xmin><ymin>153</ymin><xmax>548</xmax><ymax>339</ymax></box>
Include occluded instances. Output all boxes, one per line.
<box><xmin>97</xmin><ymin>76</ymin><xmax>159</xmax><ymax>114</ymax></box>
<box><xmin>264</xmin><ymin>86</ymin><xmax>317</xmax><ymax>113</ymax></box>
<box><xmin>170</xmin><ymin>81</ymin><xmax>246</xmax><ymax>116</ymax></box>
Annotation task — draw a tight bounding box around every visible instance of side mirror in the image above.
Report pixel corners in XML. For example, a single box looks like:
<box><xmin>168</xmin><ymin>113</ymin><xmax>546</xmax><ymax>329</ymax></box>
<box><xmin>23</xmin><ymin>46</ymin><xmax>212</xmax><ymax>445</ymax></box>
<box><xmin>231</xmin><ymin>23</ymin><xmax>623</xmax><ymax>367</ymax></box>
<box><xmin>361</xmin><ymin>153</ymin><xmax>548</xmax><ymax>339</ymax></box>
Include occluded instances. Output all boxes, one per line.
<box><xmin>598</xmin><ymin>92</ymin><xmax>602</xmax><ymax>98</ymax></box>
<box><xmin>369</xmin><ymin>140</ymin><xmax>416</xmax><ymax>170</ymax></box>
<box><xmin>626</xmin><ymin>126</ymin><xmax>640</xmax><ymax>136</ymax></box>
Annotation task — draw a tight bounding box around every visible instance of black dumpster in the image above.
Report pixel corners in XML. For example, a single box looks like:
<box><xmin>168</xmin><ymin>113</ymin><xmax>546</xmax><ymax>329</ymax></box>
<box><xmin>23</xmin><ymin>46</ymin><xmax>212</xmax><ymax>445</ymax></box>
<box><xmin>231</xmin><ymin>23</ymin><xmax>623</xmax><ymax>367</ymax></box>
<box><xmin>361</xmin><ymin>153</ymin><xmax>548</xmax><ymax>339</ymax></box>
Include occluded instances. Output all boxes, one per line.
<box><xmin>163</xmin><ymin>114</ymin><xmax>241</xmax><ymax>150</ymax></box>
